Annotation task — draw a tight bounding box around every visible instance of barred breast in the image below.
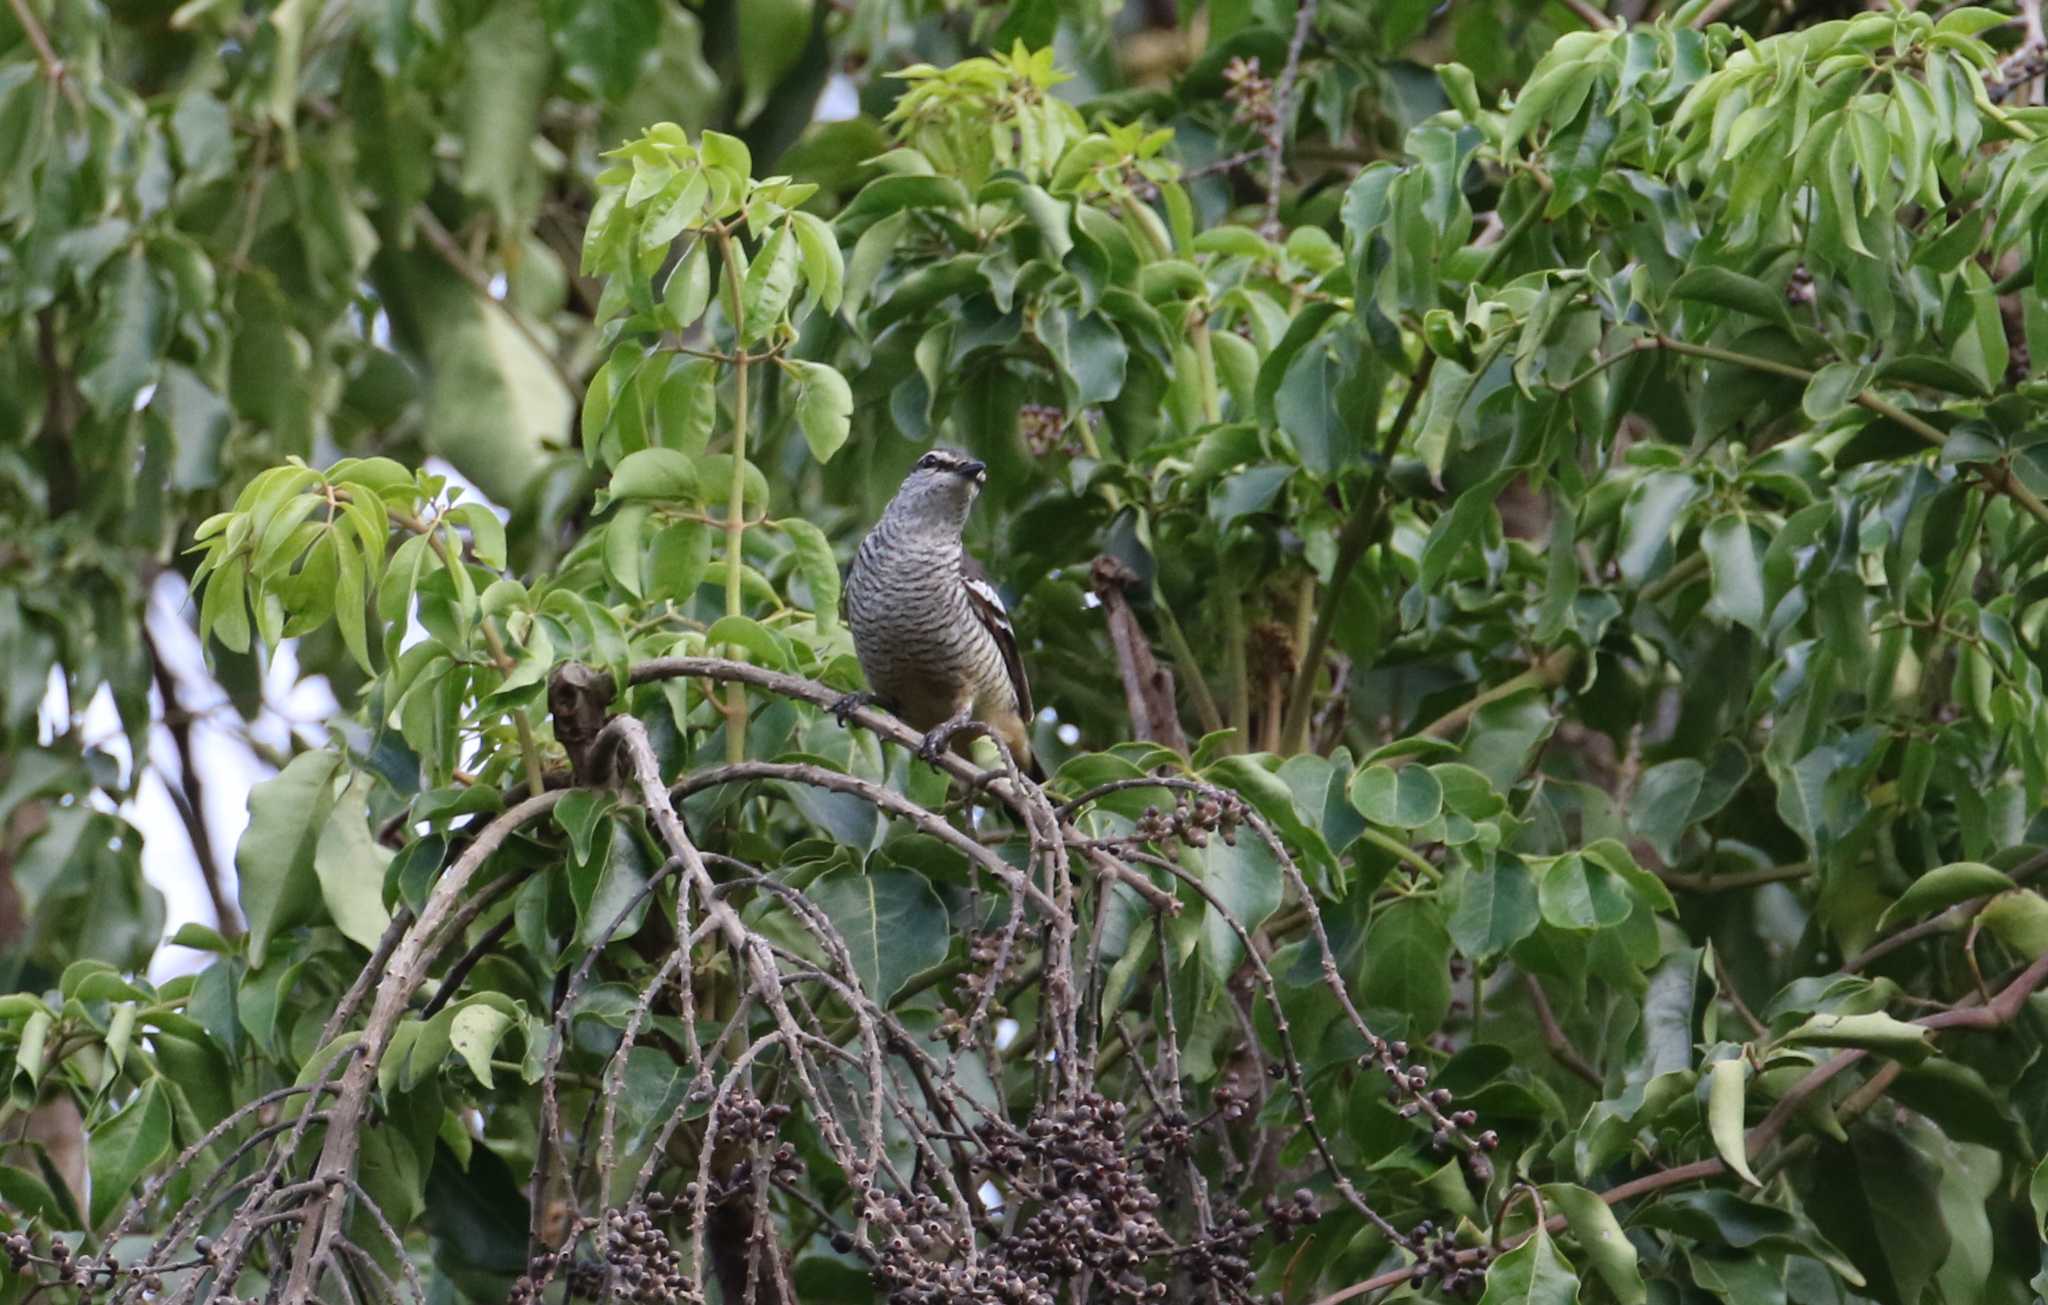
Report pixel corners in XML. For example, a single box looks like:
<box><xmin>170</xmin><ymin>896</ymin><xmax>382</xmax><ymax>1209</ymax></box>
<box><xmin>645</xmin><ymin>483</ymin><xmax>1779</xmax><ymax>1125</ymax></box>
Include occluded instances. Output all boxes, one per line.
<box><xmin>845</xmin><ymin>522</ymin><xmax>1014</xmax><ymax>733</ymax></box>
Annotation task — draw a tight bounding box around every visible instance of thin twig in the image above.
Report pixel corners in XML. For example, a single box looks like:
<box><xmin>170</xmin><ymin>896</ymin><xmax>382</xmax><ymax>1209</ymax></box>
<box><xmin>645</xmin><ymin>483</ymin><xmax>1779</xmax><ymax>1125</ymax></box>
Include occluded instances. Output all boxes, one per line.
<box><xmin>1521</xmin><ymin>974</ymin><xmax>1601</xmax><ymax>1087</ymax></box>
<box><xmin>6</xmin><ymin>0</ymin><xmax>83</xmax><ymax>108</ymax></box>
<box><xmin>1262</xmin><ymin>0</ymin><xmax>1321</xmax><ymax>234</ymax></box>
<box><xmin>144</xmin><ymin>627</ymin><xmax>240</xmax><ymax>937</ymax></box>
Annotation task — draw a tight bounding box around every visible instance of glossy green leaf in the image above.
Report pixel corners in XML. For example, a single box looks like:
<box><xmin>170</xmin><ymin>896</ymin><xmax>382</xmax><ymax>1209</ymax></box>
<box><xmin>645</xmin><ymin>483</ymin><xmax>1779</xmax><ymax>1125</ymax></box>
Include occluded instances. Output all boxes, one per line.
<box><xmin>1876</xmin><ymin>861</ymin><xmax>2013</xmax><ymax>932</ymax></box>
<box><xmin>786</xmin><ymin>359</ymin><xmax>852</xmax><ymax>463</ymax></box>
<box><xmin>88</xmin><ymin>1077</ymin><xmax>171</xmax><ymax>1228</ymax></box>
<box><xmin>236</xmin><ymin>750</ymin><xmax>346</xmax><ymax>968</ymax></box>
<box><xmin>804</xmin><ymin>869</ymin><xmax>948</xmax><ymax>1004</ymax></box>
<box><xmin>1707</xmin><ymin>1057</ymin><xmax>1760</xmax><ymax>1185</ymax></box>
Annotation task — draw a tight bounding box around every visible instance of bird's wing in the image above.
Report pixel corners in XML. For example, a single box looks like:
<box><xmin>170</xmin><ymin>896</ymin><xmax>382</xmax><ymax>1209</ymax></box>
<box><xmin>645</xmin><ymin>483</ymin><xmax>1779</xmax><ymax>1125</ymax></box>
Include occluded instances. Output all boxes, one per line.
<box><xmin>839</xmin><ymin>544</ymin><xmax>859</xmax><ymax>626</ymax></box>
<box><xmin>960</xmin><ymin>552</ymin><xmax>1032</xmax><ymax>721</ymax></box>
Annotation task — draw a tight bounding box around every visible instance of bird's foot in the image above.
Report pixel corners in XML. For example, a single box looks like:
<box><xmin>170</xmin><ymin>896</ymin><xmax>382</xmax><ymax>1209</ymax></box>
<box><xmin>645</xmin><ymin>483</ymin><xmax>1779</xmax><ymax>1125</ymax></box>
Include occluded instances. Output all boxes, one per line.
<box><xmin>916</xmin><ymin>716</ymin><xmax>989</xmax><ymax>766</ymax></box>
<box><xmin>830</xmin><ymin>691</ymin><xmax>881</xmax><ymax>727</ymax></box>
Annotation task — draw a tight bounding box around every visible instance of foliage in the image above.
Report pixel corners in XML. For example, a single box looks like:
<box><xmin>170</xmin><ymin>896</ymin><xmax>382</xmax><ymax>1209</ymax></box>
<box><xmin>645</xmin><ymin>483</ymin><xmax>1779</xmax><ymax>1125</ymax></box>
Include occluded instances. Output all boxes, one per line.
<box><xmin>9</xmin><ymin>1</ymin><xmax>2048</xmax><ymax>1304</ymax></box>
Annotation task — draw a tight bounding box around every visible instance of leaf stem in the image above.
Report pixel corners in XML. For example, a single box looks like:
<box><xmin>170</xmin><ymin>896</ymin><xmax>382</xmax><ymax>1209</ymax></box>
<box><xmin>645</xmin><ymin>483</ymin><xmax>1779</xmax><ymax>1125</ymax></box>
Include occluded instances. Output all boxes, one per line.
<box><xmin>717</xmin><ymin>227</ymin><xmax>752</xmax><ymax>764</ymax></box>
<box><xmin>1358</xmin><ymin>827</ymin><xmax>1439</xmax><ymax>882</ymax></box>
<box><xmin>1646</xmin><ymin>333</ymin><xmax>2048</xmax><ymax>527</ymax></box>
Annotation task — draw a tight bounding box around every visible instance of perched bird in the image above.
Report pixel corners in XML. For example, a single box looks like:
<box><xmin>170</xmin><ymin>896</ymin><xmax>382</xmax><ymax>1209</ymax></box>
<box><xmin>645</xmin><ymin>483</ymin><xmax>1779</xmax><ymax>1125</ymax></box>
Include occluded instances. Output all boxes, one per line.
<box><xmin>836</xmin><ymin>448</ymin><xmax>1043</xmax><ymax>781</ymax></box>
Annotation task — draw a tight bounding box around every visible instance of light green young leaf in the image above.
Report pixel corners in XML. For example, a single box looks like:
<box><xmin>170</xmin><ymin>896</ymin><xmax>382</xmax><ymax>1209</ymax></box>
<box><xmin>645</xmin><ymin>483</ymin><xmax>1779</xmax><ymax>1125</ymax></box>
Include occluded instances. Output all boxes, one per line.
<box><xmin>776</xmin><ymin>517</ymin><xmax>841</xmax><ymax>632</ymax></box>
<box><xmin>1542</xmin><ymin>1183</ymin><xmax>1645</xmax><ymax>1305</ymax></box>
<box><xmin>1707</xmin><ymin>1057</ymin><xmax>1760</xmax><ymax>1185</ymax></box>
<box><xmin>739</xmin><ymin>222</ymin><xmax>800</xmax><ymax>341</ymax></box>
<box><xmin>786</xmin><ymin>359</ymin><xmax>853</xmax><ymax>463</ymax></box>
<box><xmin>607</xmin><ymin>448</ymin><xmax>699</xmax><ymax>503</ymax></box>
<box><xmin>789</xmin><ymin>210</ymin><xmax>845</xmax><ymax>315</ymax></box>
<box><xmin>1875</xmin><ymin>861</ymin><xmax>2013</xmax><ymax>932</ymax></box>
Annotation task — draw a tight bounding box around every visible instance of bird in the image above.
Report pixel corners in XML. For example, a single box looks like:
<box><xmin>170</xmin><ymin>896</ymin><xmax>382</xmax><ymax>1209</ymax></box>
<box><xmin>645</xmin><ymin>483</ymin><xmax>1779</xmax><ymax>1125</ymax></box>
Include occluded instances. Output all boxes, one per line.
<box><xmin>834</xmin><ymin>447</ymin><xmax>1044</xmax><ymax>782</ymax></box>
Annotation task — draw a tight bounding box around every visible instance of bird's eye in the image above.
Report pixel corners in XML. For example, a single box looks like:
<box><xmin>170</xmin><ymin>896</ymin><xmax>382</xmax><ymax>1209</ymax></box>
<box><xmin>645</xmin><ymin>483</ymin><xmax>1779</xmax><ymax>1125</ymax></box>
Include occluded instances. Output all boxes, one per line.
<box><xmin>917</xmin><ymin>454</ymin><xmax>936</xmax><ymax>469</ymax></box>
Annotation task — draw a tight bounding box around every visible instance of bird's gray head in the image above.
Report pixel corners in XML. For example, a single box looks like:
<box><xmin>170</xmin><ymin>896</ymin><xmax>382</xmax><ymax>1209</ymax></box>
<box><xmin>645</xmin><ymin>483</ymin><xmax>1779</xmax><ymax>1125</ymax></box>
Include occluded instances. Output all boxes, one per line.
<box><xmin>882</xmin><ymin>447</ymin><xmax>987</xmax><ymax>535</ymax></box>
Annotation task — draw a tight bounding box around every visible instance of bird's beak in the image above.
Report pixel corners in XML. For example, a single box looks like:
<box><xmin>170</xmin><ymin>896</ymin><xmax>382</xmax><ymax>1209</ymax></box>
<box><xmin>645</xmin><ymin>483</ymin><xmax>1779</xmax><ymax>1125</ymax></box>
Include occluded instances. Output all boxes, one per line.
<box><xmin>961</xmin><ymin>459</ymin><xmax>987</xmax><ymax>483</ymax></box>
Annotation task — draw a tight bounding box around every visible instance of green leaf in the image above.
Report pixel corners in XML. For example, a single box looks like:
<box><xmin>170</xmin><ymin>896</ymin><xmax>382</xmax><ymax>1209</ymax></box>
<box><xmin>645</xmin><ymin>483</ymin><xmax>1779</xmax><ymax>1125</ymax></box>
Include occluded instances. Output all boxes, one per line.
<box><xmin>1615</xmin><ymin>472</ymin><xmax>1702</xmax><ymax>584</ymax></box>
<box><xmin>456</xmin><ymin>0</ymin><xmax>550</xmax><ymax>224</ymax></box>
<box><xmin>1198</xmin><ymin>834</ymin><xmax>1282</xmax><ymax>983</ymax></box>
<box><xmin>788</xmin><ymin>209</ymin><xmax>845</xmax><ymax>315</ymax></box>
<box><xmin>88</xmin><ymin>1077</ymin><xmax>171</xmax><ymax>1228</ymax></box>
<box><xmin>199</xmin><ymin>554</ymin><xmax>253</xmax><ymax>655</ymax></box>
<box><xmin>236</xmin><ymin>750</ymin><xmax>346</xmax><ymax>968</ymax></box>
<box><xmin>1361</xmin><ymin>898</ymin><xmax>1452</xmax><ymax>1034</ymax></box>
<box><xmin>1349</xmin><ymin>764</ymin><xmax>1444</xmax><ymax>828</ymax></box>
<box><xmin>736</xmin><ymin>0</ymin><xmax>812</xmax><ymax>124</ymax></box>
<box><xmin>1876</xmin><ymin>861</ymin><xmax>2013</xmax><ymax>932</ymax></box>
<box><xmin>1447</xmin><ymin>857</ymin><xmax>1540</xmax><ymax>959</ymax></box>
<box><xmin>313</xmin><ymin>776</ymin><xmax>395</xmax><ymax>953</ymax></box>
<box><xmin>739</xmin><ymin>221</ymin><xmax>801</xmax><ymax>341</ymax></box>
<box><xmin>1979</xmin><ymin>891</ymin><xmax>2048</xmax><ymax>958</ymax></box>
<box><xmin>1543</xmin><ymin>1183</ymin><xmax>1645</xmax><ymax>1305</ymax></box>
<box><xmin>1707</xmin><ymin>1057</ymin><xmax>1760</xmax><ymax>1185</ymax></box>
<box><xmin>776</xmin><ymin>517</ymin><xmax>840</xmax><ymax>632</ymax></box>
<box><xmin>79</xmin><ymin>249</ymin><xmax>169</xmax><ymax>417</ymax></box>
<box><xmin>448</xmin><ymin>996</ymin><xmax>521</xmax><ymax>1089</ymax></box>
<box><xmin>704</xmin><ymin>615</ymin><xmax>795</xmax><ymax>670</ymax></box>
<box><xmin>1701</xmin><ymin>514</ymin><xmax>1765</xmax><ymax>631</ymax></box>
<box><xmin>1630</xmin><ymin>759</ymin><xmax>1703</xmax><ymax>864</ymax></box>
<box><xmin>604</xmin><ymin>502</ymin><xmax>651</xmax><ymax>599</ymax></box>
<box><xmin>1785</xmin><ymin>1011</ymin><xmax>1932</xmax><ymax>1062</ymax></box>
<box><xmin>607</xmin><ymin>448</ymin><xmax>698</xmax><ymax>503</ymax></box>
<box><xmin>805</xmin><ymin>869</ymin><xmax>948</xmax><ymax>1004</ymax></box>
<box><xmin>1670</xmin><ymin>265</ymin><xmax>1791</xmax><ymax>325</ymax></box>
<box><xmin>663</xmin><ymin>239</ymin><xmax>712</xmax><ymax>328</ymax></box>
<box><xmin>1479</xmin><ymin>1225</ymin><xmax>1581</xmax><ymax>1305</ymax></box>
<box><xmin>1801</xmin><ymin>360</ymin><xmax>1872</xmax><ymax>422</ymax></box>
<box><xmin>786</xmin><ymin>359</ymin><xmax>853</xmax><ymax>463</ymax></box>
<box><xmin>1536</xmin><ymin>853</ymin><xmax>1633</xmax><ymax>931</ymax></box>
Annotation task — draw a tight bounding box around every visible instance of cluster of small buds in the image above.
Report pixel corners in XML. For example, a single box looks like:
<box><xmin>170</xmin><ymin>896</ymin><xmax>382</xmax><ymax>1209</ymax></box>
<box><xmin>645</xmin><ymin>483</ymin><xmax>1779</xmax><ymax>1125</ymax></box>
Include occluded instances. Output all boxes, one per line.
<box><xmin>512</xmin><ymin>1203</ymin><xmax>705</xmax><ymax>1305</ymax></box>
<box><xmin>836</xmin><ymin>1186</ymin><xmax>1051</xmax><ymax>1304</ymax></box>
<box><xmin>975</xmin><ymin>1094</ymin><xmax>1174</xmax><ymax>1297</ymax></box>
<box><xmin>1363</xmin><ymin>1033</ymin><xmax>1495</xmax><ymax>1183</ymax></box>
<box><xmin>1261</xmin><ymin>1187</ymin><xmax>1322</xmax><ymax>1243</ymax></box>
<box><xmin>1222</xmin><ymin>56</ymin><xmax>1279</xmax><ymax>131</ymax></box>
<box><xmin>1400</xmin><ymin>1220</ymin><xmax>1490</xmax><ymax>1297</ymax></box>
<box><xmin>1130</xmin><ymin>794</ymin><xmax>1244</xmax><ymax>849</ymax></box>
<box><xmin>967</xmin><ymin>928</ymin><xmax>1030</xmax><ymax>985</ymax></box>
<box><xmin>713</xmin><ymin>1091</ymin><xmax>792</xmax><ymax>1146</ymax></box>
<box><xmin>598</xmin><ymin>1203</ymin><xmax>696</xmax><ymax>1303</ymax></box>
<box><xmin>1211</xmin><ymin>1071</ymin><xmax>1254</xmax><ymax>1124</ymax></box>
<box><xmin>1018</xmin><ymin>404</ymin><xmax>1074</xmax><ymax>457</ymax></box>
<box><xmin>0</xmin><ymin>1233</ymin><xmax>159</xmax><ymax>1298</ymax></box>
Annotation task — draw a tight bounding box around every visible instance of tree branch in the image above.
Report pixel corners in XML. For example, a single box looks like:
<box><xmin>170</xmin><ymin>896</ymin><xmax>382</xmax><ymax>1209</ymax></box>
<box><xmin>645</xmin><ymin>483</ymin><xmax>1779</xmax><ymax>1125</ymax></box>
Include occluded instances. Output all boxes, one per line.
<box><xmin>1311</xmin><ymin>940</ymin><xmax>2048</xmax><ymax>1305</ymax></box>
<box><xmin>144</xmin><ymin>628</ymin><xmax>240</xmax><ymax>938</ymax></box>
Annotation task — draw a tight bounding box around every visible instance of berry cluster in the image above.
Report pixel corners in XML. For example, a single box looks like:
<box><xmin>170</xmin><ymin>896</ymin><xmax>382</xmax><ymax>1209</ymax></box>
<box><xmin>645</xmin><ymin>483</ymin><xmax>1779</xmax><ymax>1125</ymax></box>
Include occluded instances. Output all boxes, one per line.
<box><xmin>1222</xmin><ymin>57</ymin><xmax>1279</xmax><ymax>132</ymax></box>
<box><xmin>512</xmin><ymin>1200</ymin><xmax>706</xmax><ymax>1305</ymax></box>
<box><xmin>1130</xmin><ymin>793</ymin><xmax>1244</xmax><ymax>849</ymax></box>
<box><xmin>981</xmin><ymin>1095</ymin><xmax>1173</xmax><ymax>1294</ymax></box>
<box><xmin>1400</xmin><ymin>1220</ymin><xmax>1489</xmax><ymax>1298</ymax></box>
<box><xmin>1364</xmin><ymin>1034</ymin><xmax>1496</xmax><ymax>1186</ymax></box>
<box><xmin>3</xmin><ymin>1232</ymin><xmax>161</xmax><ymax>1298</ymax></box>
